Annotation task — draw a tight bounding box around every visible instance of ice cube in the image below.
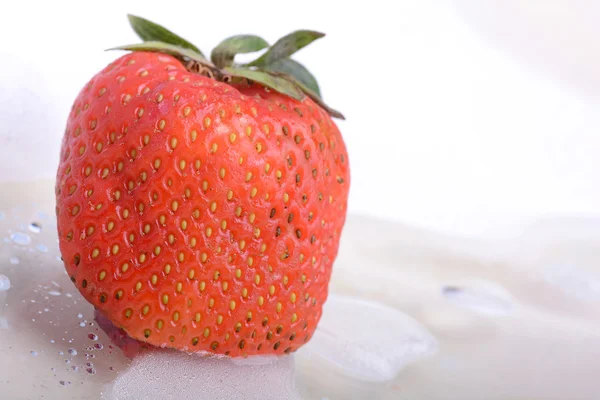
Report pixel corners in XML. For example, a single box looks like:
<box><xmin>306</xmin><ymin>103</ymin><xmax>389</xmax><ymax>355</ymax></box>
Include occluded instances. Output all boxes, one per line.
<box><xmin>103</xmin><ymin>350</ymin><xmax>301</xmax><ymax>400</ymax></box>
<box><xmin>441</xmin><ymin>278</ymin><xmax>514</xmax><ymax>315</ymax></box>
<box><xmin>297</xmin><ymin>294</ymin><xmax>438</xmax><ymax>383</ymax></box>
<box><xmin>544</xmin><ymin>264</ymin><xmax>600</xmax><ymax>302</ymax></box>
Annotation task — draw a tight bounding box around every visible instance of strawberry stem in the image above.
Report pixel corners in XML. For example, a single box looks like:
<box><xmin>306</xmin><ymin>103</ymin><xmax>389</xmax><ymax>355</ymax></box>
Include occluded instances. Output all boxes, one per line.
<box><xmin>211</xmin><ymin>35</ymin><xmax>269</xmax><ymax>69</ymax></box>
<box><xmin>110</xmin><ymin>15</ymin><xmax>344</xmax><ymax>119</ymax></box>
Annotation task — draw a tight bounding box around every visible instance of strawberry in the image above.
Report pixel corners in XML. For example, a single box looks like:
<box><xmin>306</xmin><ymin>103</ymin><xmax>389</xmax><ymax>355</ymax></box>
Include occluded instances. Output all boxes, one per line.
<box><xmin>56</xmin><ymin>15</ymin><xmax>349</xmax><ymax>357</ymax></box>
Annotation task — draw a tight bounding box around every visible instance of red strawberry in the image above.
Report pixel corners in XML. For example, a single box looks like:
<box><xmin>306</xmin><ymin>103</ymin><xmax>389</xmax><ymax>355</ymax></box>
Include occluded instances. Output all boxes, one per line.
<box><xmin>56</xmin><ymin>15</ymin><xmax>349</xmax><ymax>357</ymax></box>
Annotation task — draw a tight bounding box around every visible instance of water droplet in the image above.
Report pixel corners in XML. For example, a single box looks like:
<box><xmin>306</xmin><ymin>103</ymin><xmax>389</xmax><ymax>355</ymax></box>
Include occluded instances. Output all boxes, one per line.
<box><xmin>72</xmin><ymin>366</ymin><xmax>79</xmax><ymax>372</ymax></box>
<box><xmin>0</xmin><ymin>275</ymin><xmax>11</xmax><ymax>292</ymax></box>
<box><xmin>65</xmin><ymin>293</ymin><xmax>73</xmax><ymax>298</ymax></box>
<box><xmin>65</xmin><ymin>359</ymin><xmax>71</xmax><ymax>364</ymax></box>
<box><xmin>28</xmin><ymin>222</ymin><xmax>42</xmax><ymax>233</ymax></box>
<box><xmin>9</xmin><ymin>256</ymin><xmax>19</xmax><ymax>265</ymax></box>
<box><xmin>58</xmin><ymin>351</ymin><xmax>64</xmax><ymax>356</ymax></box>
<box><xmin>79</xmin><ymin>322</ymin><xmax>85</xmax><ymax>327</ymax></box>
<box><xmin>88</xmin><ymin>333</ymin><xmax>98</xmax><ymax>341</ymax></box>
<box><xmin>68</xmin><ymin>348</ymin><xmax>78</xmax><ymax>356</ymax></box>
<box><xmin>94</xmin><ymin>343</ymin><xmax>103</xmax><ymax>350</ymax></box>
<box><xmin>30</xmin><ymin>350</ymin><xmax>38</xmax><ymax>357</ymax></box>
<box><xmin>10</xmin><ymin>232</ymin><xmax>31</xmax><ymax>245</ymax></box>
<box><xmin>59</xmin><ymin>380</ymin><xmax>70</xmax><ymax>386</ymax></box>
<box><xmin>47</xmin><ymin>290</ymin><xmax>61</xmax><ymax>296</ymax></box>
<box><xmin>36</xmin><ymin>244</ymin><xmax>48</xmax><ymax>253</ymax></box>
<box><xmin>109</xmin><ymin>366</ymin><xmax>114</xmax><ymax>371</ymax></box>
<box><xmin>0</xmin><ymin>212</ymin><xmax>5</xmax><ymax>220</ymax></box>
<box><xmin>85</xmin><ymin>362</ymin><xmax>93</xmax><ymax>368</ymax></box>
<box><xmin>50</xmin><ymin>340</ymin><xmax>55</xmax><ymax>343</ymax></box>
<box><xmin>77</xmin><ymin>313</ymin><xmax>83</xmax><ymax>319</ymax></box>
<box><xmin>86</xmin><ymin>368</ymin><xmax>96</xmax><ymax>374</ymax></box>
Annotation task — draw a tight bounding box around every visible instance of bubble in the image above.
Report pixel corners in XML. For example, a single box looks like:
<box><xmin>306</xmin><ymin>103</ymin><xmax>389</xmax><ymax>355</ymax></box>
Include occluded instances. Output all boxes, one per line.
<box><xmin>68</xmin><ymin>348</ymin><xmax>78</xmax><ymax>356</ymax></box>
<box><xmin>86</xmin><ymin>368</ymin><xmax>96</xmax><ymax>374</ymax></box>
<box><xmin>79</xmin><ymin>322</ymin><xmax>85</xmax><ymax>327</ymax></box>
<box><xmin>28</xmin><ymin>222</ymin><xmax>42</xmax><ymax>233</ymax></box>
<box><xmin>88</xmin><ymin>333</ymin><xmax>98</xmax><ymax>341</ymax></box>
<box><xmin>30</xmin><ymin>350</ymin><xmax>38</xmax><ymax>357</ymax></box>
<box><xmin>77</xmin><ymin>313</ymin><xmax>83</xmax><ymax>319</ymax></box>
<box><xmin>10</xmin><ymin>232</ymin><xmax>31</xmax><ymax>245</ymax></box>
<box><xmin>94</xmin><ymin>343</ymin><xmax>104</xmax><ymax>350</ymax></box>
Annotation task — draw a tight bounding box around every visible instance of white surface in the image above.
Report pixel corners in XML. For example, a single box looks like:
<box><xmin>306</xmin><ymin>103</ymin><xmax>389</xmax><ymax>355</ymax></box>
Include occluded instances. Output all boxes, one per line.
<box><xmin>1</xmin><ymin>0</ymin><xmax>599</xmax><ymax>236</ymax></box>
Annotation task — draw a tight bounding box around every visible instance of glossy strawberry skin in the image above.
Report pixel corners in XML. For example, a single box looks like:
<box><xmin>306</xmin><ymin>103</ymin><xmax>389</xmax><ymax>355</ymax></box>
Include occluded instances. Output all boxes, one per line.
<box><xmin>56</xmin><ymin>52</ymin><xmax>349</xmax><ymax>356</ymax></box>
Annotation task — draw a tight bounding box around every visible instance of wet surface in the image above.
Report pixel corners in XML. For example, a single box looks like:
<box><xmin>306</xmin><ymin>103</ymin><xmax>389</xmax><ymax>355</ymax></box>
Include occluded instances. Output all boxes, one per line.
<box><xmin>1</xmin><ymin>181</ymin><xmax>600</xmax><ymax>399</ymax></box>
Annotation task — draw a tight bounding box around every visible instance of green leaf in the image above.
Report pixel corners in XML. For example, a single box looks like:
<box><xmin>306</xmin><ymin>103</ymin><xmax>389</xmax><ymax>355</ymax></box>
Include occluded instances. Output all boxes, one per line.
<box><xmin>211</xmin><ymin>35</ymin><xmax>269</xmax><ymax>69</ymax></box>
<box><xmin>268</xmin><ymin>70</ymin><xmax>343</xmax><ymax>119</ymax></box>
<box><xmin>265</xmin><ymin>58</ymin><xmax>321</xmax><ymax>98</ymax></box>
<box><xmin>108</xmin><ymin>41</ymin><xmax>218</xmax><ymax>73</ymax></box>
<box><xmin>223</xmin><ymin>67</ymin><xmax>304</xmax><ymax>100</ymax></box>
<box><xmin>248</xmin><ymin>30</ymin><xmax>324</xmax><ymax>67</ymax></box>
<box><xmin>296</xmin><ymin>81</ymin><xmax>344</xmax><ymax>119</ymax></box>
<box><xmin>127</xmin><ymin>14</ymin><xmax>205</xmax><ymax>57</ymax></box>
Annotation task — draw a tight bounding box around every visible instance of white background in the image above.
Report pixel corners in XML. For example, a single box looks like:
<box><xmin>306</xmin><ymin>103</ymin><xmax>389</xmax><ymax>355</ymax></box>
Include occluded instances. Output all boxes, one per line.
<box><xmin>1</xmin><ymin>0</ymin><xmax>599</xmax><ymax>237</ymax></box>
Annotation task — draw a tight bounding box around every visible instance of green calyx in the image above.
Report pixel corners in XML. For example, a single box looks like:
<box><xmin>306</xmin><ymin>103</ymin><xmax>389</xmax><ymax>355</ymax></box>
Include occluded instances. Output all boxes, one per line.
<box><xmin>110</xmin><ymin>14</ymin><xmax>344</xmax><ymax>119</ymax></box>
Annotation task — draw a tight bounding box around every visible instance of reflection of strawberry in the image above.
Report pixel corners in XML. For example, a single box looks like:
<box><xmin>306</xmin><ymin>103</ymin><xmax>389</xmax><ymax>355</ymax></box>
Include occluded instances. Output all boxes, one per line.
<box><xmin>95</xmin><ymin>309</ymin><xmax>149</xmax><ymax>359</ymax></box>
<box><xmin>56</xmin><ymin>15</ymin><xmax>349</xmax><ymax>357</ymax></box>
